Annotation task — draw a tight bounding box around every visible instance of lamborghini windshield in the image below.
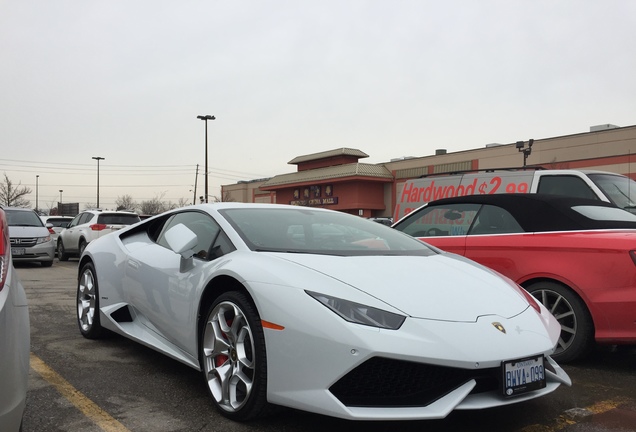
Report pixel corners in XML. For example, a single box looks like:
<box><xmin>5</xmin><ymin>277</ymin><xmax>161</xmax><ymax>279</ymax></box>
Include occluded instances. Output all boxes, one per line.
<box><xmin>220</xmin><ymin>207</ymin><xmax>436</xmax><ymax>256</ymax></box>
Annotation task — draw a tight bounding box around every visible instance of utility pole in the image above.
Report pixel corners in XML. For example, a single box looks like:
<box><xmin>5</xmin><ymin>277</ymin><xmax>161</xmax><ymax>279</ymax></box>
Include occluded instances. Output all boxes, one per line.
<box><xmin>193</xmin><ymin>164</ymin><xmax>199</xmax><ymax>205</ymax></box>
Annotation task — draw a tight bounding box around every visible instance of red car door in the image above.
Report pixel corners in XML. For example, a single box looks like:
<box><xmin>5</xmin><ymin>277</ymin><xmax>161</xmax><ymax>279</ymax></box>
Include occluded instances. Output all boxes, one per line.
<box><xmin>422</xmin><ymin>235</ymin><xmax>467</xmax><ymax>256</ymax></box>
<box><xmin>462</xmin><ymin>233</ymin><xmax>534</xmax><ymax>279</ymax></box>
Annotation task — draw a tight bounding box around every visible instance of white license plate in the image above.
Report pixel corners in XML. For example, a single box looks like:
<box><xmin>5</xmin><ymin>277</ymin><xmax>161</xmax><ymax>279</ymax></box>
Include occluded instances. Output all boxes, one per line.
<box><xmin>502</xmin><ymin>355</ymin><xmax>546</xmax><ymax>396</ymax></box>
<box><xmin>12</xmin><ymin>248</ymin><xmax>25</xmax><ymax>256</ymax></box>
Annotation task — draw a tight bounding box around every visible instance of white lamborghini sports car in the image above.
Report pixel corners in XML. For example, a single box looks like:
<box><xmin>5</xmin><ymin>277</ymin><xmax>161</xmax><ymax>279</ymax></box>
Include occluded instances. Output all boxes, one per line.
<box><xmin>77</xmin><ymin>203</ymin><xmax>571</xmax><ymax>421</ymax></box>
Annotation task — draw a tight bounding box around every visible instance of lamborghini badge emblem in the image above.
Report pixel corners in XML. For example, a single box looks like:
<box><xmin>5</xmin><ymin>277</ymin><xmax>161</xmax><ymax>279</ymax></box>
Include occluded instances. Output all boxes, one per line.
<box><xmin>492</xmin><ymin>322</ymin><xmax>506</xmax><ymax>334</ymax></box>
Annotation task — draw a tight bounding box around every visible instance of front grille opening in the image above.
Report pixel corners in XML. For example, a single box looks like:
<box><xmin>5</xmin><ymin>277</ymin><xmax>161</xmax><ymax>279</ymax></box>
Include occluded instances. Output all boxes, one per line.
<box><xmin>329</xmin><ymin>357</ymin><xmax>500</xmax><ymax>407</ymax></box>
<box><xmin>10</xmin><ymin>238</ymin><xmax>37</xmax><ymax>247</ymax></box>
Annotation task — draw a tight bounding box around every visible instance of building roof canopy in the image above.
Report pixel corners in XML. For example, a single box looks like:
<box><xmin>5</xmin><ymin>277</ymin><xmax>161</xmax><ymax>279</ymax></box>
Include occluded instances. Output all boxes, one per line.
<box><xmin>261</xmin><ymin>163</ymin><xmax>393</xmax><ymax>189</ymax></box>
<box><xmin>288</xmin><ymin>147</ymin><xmax>369</xmax><ymax>165</ymax></box>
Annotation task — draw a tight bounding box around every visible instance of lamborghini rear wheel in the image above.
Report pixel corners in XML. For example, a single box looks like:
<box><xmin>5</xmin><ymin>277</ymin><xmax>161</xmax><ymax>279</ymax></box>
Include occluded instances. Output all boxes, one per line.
<box><xmin>200</xmin><ymin>291</ymin><xmax>269</xmax><ymax>421</ymax></box>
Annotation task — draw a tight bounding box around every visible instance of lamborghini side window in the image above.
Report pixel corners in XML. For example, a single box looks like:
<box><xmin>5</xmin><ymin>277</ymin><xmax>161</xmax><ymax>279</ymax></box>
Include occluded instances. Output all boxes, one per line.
<box><xmin>156</xmin><ymin>211</ymin><xmax>234</xmax><ymax>260</ymax></box>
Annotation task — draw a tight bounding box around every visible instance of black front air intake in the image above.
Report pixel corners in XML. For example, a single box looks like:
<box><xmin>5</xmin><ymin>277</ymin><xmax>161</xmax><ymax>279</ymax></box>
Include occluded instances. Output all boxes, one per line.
<box><xmin>329</xmin><ymin>357</ymin><xmax>500</xmax><ymax>407</ymax></box>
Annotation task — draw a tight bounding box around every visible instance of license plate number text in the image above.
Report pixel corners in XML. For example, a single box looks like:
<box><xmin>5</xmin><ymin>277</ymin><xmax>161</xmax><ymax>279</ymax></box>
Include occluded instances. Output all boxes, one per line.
<box><xmin>503</xmin><ymin>355</ymin><xmax>546</xmax><ymax>396</ymax></box>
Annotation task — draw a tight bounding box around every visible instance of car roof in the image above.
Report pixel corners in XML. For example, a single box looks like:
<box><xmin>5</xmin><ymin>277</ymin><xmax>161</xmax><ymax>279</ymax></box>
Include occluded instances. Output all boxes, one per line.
<box><xmin>427</xmin><ymin>193</ymin><xmax>616</xmax><ymax>208</ymax></box>
<box><xmin>423</xmin><ymin>193</ymin><xmax>636</xmax><ymax>232</ymax></box>
<box><xmin>84</xmin><ymin>209</ymin><xmax>137</xmax><ymax>213</ymax></box>
<box><xmin>2</xmin><ymin>206</ymin><xmax>35</xmax><ymax>212</ymax></box>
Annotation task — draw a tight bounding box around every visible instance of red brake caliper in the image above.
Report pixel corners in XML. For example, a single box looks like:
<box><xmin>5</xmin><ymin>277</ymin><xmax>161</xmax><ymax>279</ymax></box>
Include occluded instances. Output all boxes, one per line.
<box><xmin>214</xmin><ymin>316</ymin><xmax>233</xmax><ymax>367</ymax></box>
<box><xmin>215</xmin><ymin>354</ymin><xmax>228</xmax><ymax>367</ymax></box>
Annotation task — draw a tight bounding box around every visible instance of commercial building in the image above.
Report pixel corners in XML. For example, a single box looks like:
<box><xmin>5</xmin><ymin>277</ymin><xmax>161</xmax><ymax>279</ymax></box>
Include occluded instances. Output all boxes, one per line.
<box><xmin>222</xmin><ymin>124</ymin><xmax>636</xmax><ymax>218</ymax></box>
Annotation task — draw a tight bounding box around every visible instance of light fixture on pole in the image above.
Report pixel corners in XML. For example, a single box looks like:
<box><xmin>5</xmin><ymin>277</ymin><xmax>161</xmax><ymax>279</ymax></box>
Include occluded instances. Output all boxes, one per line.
<box><xmin>196</xmin><ymin>115</ymin><xmax>215</xmax><ymax>203</ymax></box>
<box><xmin>92</xmin><ymin>156</ymin><xmax>105</xmax><ymax>208</ymax></box>
<box><xmin>516</xmin><ymin>139</ymin><xmax>534</xmax><ymax>167</ymax></box>
<box><xmin>36</xmin><ymin>175</ymin><xmax>39</xmax><ymax>213</ymax></box>
<box><xmin>59</xmin><ymin>190</ymin><xmax>63</xmax><ymax>203</ymax></box>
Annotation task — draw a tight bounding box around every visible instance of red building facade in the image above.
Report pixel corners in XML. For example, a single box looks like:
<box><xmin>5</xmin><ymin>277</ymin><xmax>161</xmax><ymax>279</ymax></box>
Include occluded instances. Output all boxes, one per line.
<box><xmin>259</xmin><ymin>148</ymin><xmax>393</xmax><ymax>217</ymax></box>
<box><xmin>223</xmin><ymin>125</ymin><xmax>636</xmax><ymax>218</ymax></box>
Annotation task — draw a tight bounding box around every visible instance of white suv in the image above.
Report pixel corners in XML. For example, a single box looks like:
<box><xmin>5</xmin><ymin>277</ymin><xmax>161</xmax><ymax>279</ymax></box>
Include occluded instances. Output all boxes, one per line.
<box><xmin>57</xmin><ymin>210</ymin><xmax>141</xmax><ymax>260</ymax></box>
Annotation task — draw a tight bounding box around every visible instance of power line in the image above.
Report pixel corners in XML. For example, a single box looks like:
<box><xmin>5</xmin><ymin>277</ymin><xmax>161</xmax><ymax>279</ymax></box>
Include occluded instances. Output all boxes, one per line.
<box><xmin>0</xmin><ymin>158</ymin><xmax>271</xmax><ymax>178</ymax></box>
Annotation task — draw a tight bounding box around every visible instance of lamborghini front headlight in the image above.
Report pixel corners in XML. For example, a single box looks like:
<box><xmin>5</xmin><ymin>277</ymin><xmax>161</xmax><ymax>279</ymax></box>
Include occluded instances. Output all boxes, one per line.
<box><xmin>306</xmin><ymin>291</ymin><xmax>406</xmax><ymax>330</ymax></box>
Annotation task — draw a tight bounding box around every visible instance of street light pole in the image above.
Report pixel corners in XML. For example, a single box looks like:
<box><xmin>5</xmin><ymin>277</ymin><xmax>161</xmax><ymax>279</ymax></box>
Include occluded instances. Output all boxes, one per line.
<box><xmin>92</xmin><ymin>156</ymin><xmax>105</xmax><ymax>208</ymax></box>
<box><xmin>196</xmin><ymin>115</ymin><xmax>215</xmax><ymax>203</ymax></box>
<box><xmin>36</xmin><ymin>175</ymin><xmax>39</xmax><ymax>213</ymax></box>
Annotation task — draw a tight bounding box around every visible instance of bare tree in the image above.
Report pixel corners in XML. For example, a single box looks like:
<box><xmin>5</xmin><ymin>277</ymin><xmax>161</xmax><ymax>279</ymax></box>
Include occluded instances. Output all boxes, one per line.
<box><xmin>140</xmin><ymin>199</ymin><xmax>165</xmax><ymax>215</ymax></box>
<box><xmin>164</xmin><ymin>201</ymin><xmax>179</xmax><ymax>211</ymax></box>
<box><xmin>115</xmin><ymin>194</ymin><xmax>138</xmax><ymax>212</ymax></box>
<box><xmin>140</xmin><ymin>192</ymin><xmax>168</xmax><ymax>215</ymax></box>
<box><xmin>44</xmin><ymin>198</ymin><xmax>58</xmax><ymax>215</ymax></box>
<box><xmin>0</xmin><ymin>173</ymin><xmax>32</xmax><ymax>207</ymax></box>
<box><xmin>176</xmin><ymin>197</ymin><xmax>191</xmax><ymax>208</ymax></box>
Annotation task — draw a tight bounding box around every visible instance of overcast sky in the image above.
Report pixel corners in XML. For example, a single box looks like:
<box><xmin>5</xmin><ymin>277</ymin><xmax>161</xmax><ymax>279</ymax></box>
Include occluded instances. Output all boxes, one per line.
<box><xmin>1</xmin><ymin>0</ymin><xmax>635</xmax><ymax>211</ymax></box>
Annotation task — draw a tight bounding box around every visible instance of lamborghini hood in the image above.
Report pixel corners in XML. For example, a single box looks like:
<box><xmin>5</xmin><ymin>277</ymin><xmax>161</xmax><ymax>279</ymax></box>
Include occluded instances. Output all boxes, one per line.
<box><xmin>275</xmin><ymin>253</ymin><xmax>531</xmax><ymax>322</ymax></box>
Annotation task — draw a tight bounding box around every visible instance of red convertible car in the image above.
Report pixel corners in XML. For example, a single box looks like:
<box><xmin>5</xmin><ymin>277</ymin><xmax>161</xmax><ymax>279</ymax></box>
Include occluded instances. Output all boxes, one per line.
<box><xmin>392</xmin><ymin>194</ymin><xmax>636</xmax><ymax>362</ymax></box>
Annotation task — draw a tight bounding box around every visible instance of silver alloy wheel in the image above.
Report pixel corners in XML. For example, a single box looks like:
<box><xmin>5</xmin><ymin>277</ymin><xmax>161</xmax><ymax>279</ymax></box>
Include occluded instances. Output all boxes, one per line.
<box><xmin>531</xmin><ymin>289</ymin><xmax>576</xmax><ymax>355</ymax></box>
<box><xmin>202</xmin><ymin>301</ymin><xmax>255</xmax><ymax>413</ymax></box>
<box><xmin>78</xmin><ymin>267</ymin><xmax>97</xmax><ymax>332</ymax></box>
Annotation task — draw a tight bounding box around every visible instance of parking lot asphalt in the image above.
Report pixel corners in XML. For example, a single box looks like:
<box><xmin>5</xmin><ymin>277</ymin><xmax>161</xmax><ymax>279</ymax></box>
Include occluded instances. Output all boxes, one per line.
<box><xmin>16</xmin><ymin>260</ymin><xmax>636</xmax><ymax>432</ymax></box>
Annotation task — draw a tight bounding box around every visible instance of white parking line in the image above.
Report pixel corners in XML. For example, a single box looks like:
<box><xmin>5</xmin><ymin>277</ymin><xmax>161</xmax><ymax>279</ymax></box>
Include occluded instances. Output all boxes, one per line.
<box><xmin>30</xmin><ymin>353</ymin><xmax>131</xmax><ymax>432</ymax></box>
